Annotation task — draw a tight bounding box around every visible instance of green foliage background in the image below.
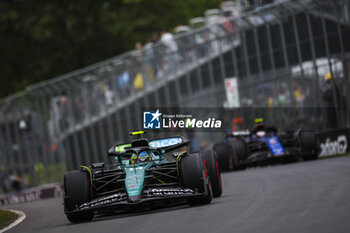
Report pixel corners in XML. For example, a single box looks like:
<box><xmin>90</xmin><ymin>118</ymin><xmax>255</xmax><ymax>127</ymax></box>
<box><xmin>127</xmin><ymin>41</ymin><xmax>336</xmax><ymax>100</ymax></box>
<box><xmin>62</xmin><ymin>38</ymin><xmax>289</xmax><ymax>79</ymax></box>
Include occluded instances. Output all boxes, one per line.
<box><xmin>0</xmin><ymin>0</ymin><xmax>223</xmax><ymax>98</ymax></box>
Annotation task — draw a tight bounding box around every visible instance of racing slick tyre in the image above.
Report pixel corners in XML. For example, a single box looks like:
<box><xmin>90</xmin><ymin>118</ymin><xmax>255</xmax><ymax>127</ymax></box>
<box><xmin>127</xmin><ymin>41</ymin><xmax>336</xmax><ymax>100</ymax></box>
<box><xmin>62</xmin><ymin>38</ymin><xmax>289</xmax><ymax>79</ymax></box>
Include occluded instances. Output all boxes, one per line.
<box><xmin>201</xmin><ymin>149</ymin><xmax>222</xmax><ymax>198</ymax></box>
<box><xmin>213</xmin><ymin>143</ymin><xmax>231</xmax><ymax>171</ymax></box>
<box><xmin>299</xmin><ymin>131</ymin><xmax>319</xmax><ymax>161</ymax></box>
<box><xmin>64</xmin><ymin>170</ymin><xmax>94</xmax><ymax>223</ymax></box>
<box><xmin>181</xmin><ymin>153</ymin><xmax>212</xmax><ymax>206</ymax></box>
<box><xmin>229</xmin><ymin>140</ymin><xmax>248</xmax><ymax>170</ymax></box>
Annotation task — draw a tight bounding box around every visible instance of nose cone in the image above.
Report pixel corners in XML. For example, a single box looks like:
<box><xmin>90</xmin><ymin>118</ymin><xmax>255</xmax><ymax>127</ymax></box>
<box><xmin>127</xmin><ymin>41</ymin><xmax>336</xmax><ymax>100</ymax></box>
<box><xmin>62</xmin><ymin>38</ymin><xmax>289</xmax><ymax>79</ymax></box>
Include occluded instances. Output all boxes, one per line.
<box><xmin>125</xmin><ymin>166</ymin><xmax>148</xmax><ymax>203</ymax></box>
<box><xmin>127</xmin><ymin>194</ymin><xmax>142</xmax><ymax>203</ymax></box>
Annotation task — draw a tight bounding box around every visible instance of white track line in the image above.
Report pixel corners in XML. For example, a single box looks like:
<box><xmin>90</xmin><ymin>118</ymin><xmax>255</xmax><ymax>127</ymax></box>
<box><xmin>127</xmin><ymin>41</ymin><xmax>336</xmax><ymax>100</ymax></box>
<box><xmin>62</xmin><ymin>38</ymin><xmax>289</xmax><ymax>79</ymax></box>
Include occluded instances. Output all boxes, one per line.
<box><xmin>0</xmin><ymin>210</ymin><xmax>26</xmax><ymax>233</ymax></box>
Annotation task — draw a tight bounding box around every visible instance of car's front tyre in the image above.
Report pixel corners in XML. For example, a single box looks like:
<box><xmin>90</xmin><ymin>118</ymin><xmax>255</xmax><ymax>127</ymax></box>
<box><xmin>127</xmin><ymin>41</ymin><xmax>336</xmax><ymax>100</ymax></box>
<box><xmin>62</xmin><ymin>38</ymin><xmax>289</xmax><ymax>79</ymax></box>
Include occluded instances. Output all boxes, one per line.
<box><xmin>181</xmin><ymin>153</ymin><xmax>212</xmax><ymax>206</ymax></box>
<box><xmin>213</xmin><ymin>143</ymin><xmax>231</xmax><ymax>171</ymax></box>
<box><xmin>229</xmin><ymin>139</ymin><xmax>248</xmax><ymax>170</ymax></box>
<box><xmin>298</xmin><ymin>131</ymin><xmax>319</xmax><ymax>161</ymax></box>
<box><xmin>64</xmin><ymin>170</ymin><xmax>94</xmax><ymax>223</ymax></box>
<box><xmin>201</xmin><ymin>149</ymin><xmax>222</xmax><ymax>198</ymax></box>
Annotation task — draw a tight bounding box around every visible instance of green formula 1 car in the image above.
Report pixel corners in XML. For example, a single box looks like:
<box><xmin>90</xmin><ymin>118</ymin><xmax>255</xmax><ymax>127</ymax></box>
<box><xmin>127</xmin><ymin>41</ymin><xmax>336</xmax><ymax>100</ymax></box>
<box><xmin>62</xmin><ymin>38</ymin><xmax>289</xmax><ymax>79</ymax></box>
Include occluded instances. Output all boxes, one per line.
<box><xmin>64</xmin><ymin>131</ymin><xmax>222</xmax><ymax>223</ymax></box>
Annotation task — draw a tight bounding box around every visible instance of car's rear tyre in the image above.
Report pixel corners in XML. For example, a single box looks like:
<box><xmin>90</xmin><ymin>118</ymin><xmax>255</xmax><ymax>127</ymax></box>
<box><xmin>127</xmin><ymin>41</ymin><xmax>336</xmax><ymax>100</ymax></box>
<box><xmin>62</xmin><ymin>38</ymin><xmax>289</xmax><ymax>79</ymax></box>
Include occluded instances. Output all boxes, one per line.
<box><xmin>213</xmin><ymin>143</ymin><xmax>231</xmax><ymax>171</ymax></box>
<box><xmin>229</xmin><ymin>140</ymin><xmax>248</xmax><ymax>170</ymax></box>
<box><xmin>299</xmin><ymin>131</ymin><xmax>319</xmax><ymax>161</ymax></box>
<box><xmin>181</xmin><ymin>153</ymin><xmax>212</xmax><ymax>206</ymax></box>
<box><xmin>64</xmin><ymin>170</ymin><xmax>94</xmax><ymax>223</ymax></box>
<box><xmin>201</xmin><ymin>149</ymin><xmax>222</xmax><ymax>198</ymax></box>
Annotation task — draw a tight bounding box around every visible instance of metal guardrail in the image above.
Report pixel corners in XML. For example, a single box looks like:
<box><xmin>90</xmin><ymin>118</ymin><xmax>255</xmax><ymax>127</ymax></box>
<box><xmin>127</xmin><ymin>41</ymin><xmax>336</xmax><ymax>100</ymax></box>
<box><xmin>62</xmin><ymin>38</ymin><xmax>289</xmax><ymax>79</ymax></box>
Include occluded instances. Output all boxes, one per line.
<box><xmin>0</xmin><ymin>0</ymin><xmax>349</xmax><ymax>189</ymax></box>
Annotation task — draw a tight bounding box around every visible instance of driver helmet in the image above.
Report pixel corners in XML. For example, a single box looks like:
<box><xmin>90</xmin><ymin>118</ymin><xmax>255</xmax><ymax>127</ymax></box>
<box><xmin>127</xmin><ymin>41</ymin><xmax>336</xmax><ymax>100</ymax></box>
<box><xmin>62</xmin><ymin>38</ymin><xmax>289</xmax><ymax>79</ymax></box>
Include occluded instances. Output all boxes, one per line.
<box><xmin>130</xmin><ymin>153</ymin><xmax>137</xmax><ymax>164</ymax></box>
<box><xmin>138</xmin><ymin>151</ymin><xmax>150</xmax><ymax>162</ymax></box>
<box><xmin>253</xmin><ymin>118</ymin><xmax>265</xmax><ymax>132</ymax></box>
<box><xmin>130</xmin><ymin>151</ymin><xmax>150</xmax><ymax>164</ymax></box>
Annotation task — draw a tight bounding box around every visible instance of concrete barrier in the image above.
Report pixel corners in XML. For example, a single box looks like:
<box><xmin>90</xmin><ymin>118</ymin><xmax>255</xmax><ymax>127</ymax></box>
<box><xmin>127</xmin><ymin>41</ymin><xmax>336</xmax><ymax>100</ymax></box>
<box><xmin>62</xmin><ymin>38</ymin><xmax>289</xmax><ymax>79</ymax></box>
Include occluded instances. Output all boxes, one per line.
<box><xmin>0</xmin><ymin>183</ymin><xmax>63</xmax><ymax>206</ymax></box>
<box><xmin>316</xmin><ymin>128</ymin><xmax>350</xmax><ymax>158</ymax></box>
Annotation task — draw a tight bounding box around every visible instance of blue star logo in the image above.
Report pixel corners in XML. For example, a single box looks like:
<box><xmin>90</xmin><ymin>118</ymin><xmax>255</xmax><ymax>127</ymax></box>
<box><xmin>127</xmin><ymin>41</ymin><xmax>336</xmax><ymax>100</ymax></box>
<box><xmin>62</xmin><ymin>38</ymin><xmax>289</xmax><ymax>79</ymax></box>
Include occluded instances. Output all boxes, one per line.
<box><xmin>143</xmin><ymin>109</ymin><xmax>162</xmax><ymax>129</ymax></box>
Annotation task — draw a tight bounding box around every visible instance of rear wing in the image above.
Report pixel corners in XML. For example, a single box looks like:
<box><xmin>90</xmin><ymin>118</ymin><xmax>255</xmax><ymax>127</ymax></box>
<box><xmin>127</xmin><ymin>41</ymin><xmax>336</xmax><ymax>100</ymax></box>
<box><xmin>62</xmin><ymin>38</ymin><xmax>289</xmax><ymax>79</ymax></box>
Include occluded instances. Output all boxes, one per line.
<box><xmin>228</xmin><ymin>130</ymin><xmax>250</xmax><ymax>138</ymax></box>
<box><xmin>228</xmin><ymin>126</ymin><xmax>279</xmax><ymax>138</ymax></box>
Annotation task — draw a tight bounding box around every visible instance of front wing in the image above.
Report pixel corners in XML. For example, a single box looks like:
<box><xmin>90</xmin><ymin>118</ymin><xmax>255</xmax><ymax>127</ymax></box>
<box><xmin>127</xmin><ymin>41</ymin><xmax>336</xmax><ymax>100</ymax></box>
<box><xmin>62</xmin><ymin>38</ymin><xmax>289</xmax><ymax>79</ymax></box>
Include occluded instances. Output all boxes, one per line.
<box><xmin>242</xmin><ymin>147</ymin><xmax>310</xmax><ymax>165</ymax></box>
<box><xmin>64</xmin><ymin>187</ymin><xmax>206</xmax><ymax>214</ymax></box>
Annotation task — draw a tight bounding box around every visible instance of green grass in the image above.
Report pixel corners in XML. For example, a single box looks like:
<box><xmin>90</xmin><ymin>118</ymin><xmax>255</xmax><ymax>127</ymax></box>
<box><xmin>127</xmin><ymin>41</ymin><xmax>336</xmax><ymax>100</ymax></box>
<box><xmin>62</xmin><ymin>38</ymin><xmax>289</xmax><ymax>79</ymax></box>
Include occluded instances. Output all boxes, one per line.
<box><xmin>0</xmin><ymin>209</ymin><xmax>19</xmax><ymax>230</ymax></box>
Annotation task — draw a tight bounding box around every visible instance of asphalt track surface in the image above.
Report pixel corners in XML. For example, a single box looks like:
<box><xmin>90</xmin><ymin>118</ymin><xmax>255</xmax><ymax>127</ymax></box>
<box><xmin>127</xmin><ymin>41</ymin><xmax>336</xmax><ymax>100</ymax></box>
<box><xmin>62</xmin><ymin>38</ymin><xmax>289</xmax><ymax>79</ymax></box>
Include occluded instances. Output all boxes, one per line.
<box><xmin>7</xmin><ymin>156</ymin><xmax>350</xmax><ymax>233</ymax></box>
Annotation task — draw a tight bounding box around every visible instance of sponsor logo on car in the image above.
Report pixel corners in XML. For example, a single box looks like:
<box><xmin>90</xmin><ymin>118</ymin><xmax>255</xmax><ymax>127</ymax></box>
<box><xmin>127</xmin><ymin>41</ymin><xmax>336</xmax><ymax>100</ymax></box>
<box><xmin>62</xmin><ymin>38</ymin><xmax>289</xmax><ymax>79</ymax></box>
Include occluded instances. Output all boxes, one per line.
<box><xmin>150</xmin><ymin>188</ymin><xmax>194</xmax><ymax>196</ymax></box>
<box><xmin>149</xmin><ymin>138</ymin><xmax>182</xmax><ymax>148</ymax></box>
<box><xmin>80</xmin><ymin>193</ymin><xmax>124</xmax><ymax>209</ymax></box>
<box><xmin>269</xmin><ymin>138</ymin><xmax>276</xmax><ymax>144</ymax></box>
<box><xmin>115</xmin><ymin>144</ymin><xmax>131</xmax><ymax>152</ymax></box>
<box><xmin>232</xmin><ymin>130</ymin><xmax>250</xmax><ymax>136</ymax></box>
<box><xmin>91</xmin><ymin>162</ymin><xmax>104</xmax><ymax>168</ymax></box>
<box><xmin>264</xmin><ymin>137</ymin><xmax>285</xmax><ymax>156</ymax></box>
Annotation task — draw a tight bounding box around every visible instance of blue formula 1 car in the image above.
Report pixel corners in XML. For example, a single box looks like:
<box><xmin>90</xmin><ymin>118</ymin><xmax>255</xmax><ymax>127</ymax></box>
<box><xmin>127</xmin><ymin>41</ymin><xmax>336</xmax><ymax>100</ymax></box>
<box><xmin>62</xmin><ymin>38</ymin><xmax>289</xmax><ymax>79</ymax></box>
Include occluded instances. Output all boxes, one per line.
<box><xmin>213</xmin><ymin>119</ymin><xmax>320</xmax><ymax>171</ymax></box>
<box><xmin>63</xmin><ymin>131</ymin><xmax>222</xmax><ymax>223</ymax></box>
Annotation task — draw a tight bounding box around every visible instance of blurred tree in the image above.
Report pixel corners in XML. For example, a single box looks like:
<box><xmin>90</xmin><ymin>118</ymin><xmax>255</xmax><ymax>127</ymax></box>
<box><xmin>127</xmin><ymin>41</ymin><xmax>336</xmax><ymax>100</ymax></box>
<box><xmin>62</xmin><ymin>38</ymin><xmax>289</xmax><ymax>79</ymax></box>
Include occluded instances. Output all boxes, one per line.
<box><xmin>0</xmin><ymin>0</ymin><xmax>223</xmax><ymax>98</ymax></box>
